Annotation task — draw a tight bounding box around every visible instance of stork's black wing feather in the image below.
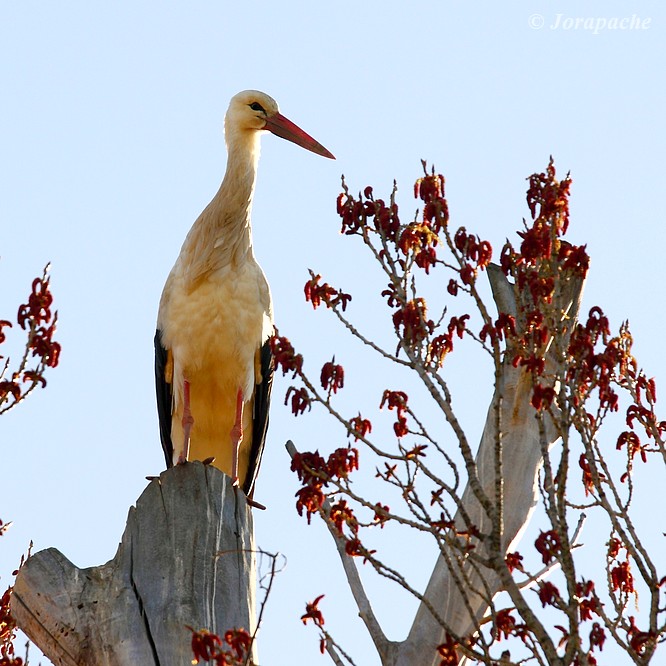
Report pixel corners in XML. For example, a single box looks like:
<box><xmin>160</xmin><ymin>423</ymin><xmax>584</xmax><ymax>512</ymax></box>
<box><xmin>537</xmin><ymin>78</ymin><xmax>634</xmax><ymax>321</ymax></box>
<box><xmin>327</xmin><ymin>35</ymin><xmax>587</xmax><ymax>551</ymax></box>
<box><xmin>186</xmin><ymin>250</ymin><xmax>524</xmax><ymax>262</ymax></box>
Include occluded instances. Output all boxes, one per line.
<box><xmin>154</xmin><ymin>328</ymin><xmax>174</xmax><ymax>469</ymax></box>
<box><xmin>244</xmin><ymin>338</ymin><xmax>274</xmax><ymax>496</ymax></box>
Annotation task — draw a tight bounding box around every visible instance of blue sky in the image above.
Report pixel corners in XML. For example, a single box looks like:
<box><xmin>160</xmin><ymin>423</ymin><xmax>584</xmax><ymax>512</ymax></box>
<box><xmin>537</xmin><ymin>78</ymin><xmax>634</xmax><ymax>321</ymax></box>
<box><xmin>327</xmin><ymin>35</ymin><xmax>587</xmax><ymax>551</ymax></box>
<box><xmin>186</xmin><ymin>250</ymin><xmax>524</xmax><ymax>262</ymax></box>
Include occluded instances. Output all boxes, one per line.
<box><xmin>1</xmin><ymin>2</ymin><xmax>664</xmax><ymax>664</ymax></box>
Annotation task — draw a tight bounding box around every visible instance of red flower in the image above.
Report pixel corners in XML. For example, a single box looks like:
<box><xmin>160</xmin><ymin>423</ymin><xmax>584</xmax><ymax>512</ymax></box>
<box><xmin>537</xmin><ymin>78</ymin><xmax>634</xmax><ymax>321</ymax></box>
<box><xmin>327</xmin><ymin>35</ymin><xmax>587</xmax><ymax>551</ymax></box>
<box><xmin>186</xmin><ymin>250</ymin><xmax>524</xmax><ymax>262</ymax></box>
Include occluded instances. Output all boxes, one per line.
<box><xmin>610</xmin><ymin>560</ymin><xmax>634</xmax><ymax>594</ymax></box>
<box><xmin>537</xmin><ymin>581</ymin><xmax>560</xmax><ymax>607</ymax></box>
<box><xmin>284</xmin><ymin>386</ymin><xmax>311</xmax><ymax>416</ymax></box>
<box><xmin>392</xmin><ymin>298</ymin><xmax>434</xmax><ymax>346</ymax></box>
<box><xmin>372</xmin><ymin>503</ymin><xmax>390</xmax><ymax>527</ymax></box>
<box><xmin>534</xmin><ymin>530</ymin><xmax>561</xmax><ymax>564</ymax></box>
<box><xmin>189</xmin><ymin>627</ymin><xmax>221</xmax><ymax>663</ymax></box>
<box><xmin>329</xmin><ymin>499</ymin><xmax>357</xmax><ymax>536</ymax></box>
<box><xmin>589</xmin><ymin>623</ymin><xmax>606</xmax><ymax>652</ymax></box>
<box><xmin>349</xmin><ymin>415</ymin><xmax>372</xmax><ymax>440</ymax></box>
<box><xmin>0</xmin><ymin>320</ymin><xmax>12</xmax><ymax>344</ymax></box>
<box><xmin>223</xmin><ymin>629</ymin><xmax>252</xmax><ymax>661</ymax></box>
<box><xmin>344</xmin><ymin>537</ymin><xmax>376</xmax><ymax>561</ymax></box>
<box><xmin>493</xmin><ymin>608</ymin><xmax>516</xmax><ymax>641</ymax></box>
<box><xmin>459</xmin><ymin>263</ymin><xmax>475</xmax><ymax>285</ymax></box>
<box><xmin>295</xmin><ymin>485</ymin><xmax>325</xmax><ymax>524</ymax></box>
<box><xmin>0</xmin><ymin>381</ymin><xmax>21</xmax><ymax>403</ymax></box>
<box><xmin>301</xmin><ymin>595</ymin><xmax>325</xmax><ymax>627</ymax></box>
<box><xmin>326</xmin><ymin>446</ymin><xmax>359</xmax><ymax>479</ymax></box>
<box><xmin>304</xmin><ymin>271</ymin><xmax>352</xmax><ymax>311</ymax></box>
<box><xmin>270</xmin><ymin>334</ymin><xmax>302</xmax><ymax>377</ymax></box>
<box><xmin>607</xmin><ymin>537</ymin><xmax>622</xmax><ymax>560</ymax></box>
<box><xmin>579</xmin><ymin>454</ymin><xmax>596</xmax><ymax>496</ymax></box>
<box><xmin>436</xmin><ymin>633</ymin><xmax>460</xmax><ymax>666</ymax></box>
<box><xmin>505</xmin><ymin>551</ymin><xmax>524</xmax><ymax>573</ymax></box>
<box><xmin>320</xmin><ymin>359</ymin><xmax>345</xmax><ymax>394</ymax></box>
<box><xmin>17</xmin><ymin>275</ymin><xmax>54</xmax><ymax>329</ymax></box>
<box><xmin>531</xmin><ymin>383</ymin><xmax>555</xmax><ymax>410</ymax></box>
<box><xmin>381</xmin><ymin>390</ymin><xmax>410</xmax><ymax>437</ymax></box>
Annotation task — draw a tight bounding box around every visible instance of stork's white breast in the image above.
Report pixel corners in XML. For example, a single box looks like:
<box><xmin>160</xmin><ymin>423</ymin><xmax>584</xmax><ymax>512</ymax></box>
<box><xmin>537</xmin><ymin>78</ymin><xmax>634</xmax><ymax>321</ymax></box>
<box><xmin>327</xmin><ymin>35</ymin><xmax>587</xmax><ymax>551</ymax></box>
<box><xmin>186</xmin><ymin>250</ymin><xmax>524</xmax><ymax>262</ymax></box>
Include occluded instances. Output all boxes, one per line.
<box><xmin>160</xmin><ymin>258</ymin><xmax>273</xmax><ymax>408</ymax></box>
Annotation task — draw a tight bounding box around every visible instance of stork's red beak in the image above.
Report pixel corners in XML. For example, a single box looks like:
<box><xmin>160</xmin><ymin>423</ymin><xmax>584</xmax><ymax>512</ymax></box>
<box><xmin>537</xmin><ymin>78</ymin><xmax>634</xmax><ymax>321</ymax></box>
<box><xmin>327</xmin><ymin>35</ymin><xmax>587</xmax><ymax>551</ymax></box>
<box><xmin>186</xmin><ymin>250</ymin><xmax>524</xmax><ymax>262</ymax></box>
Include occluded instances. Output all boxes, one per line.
<box><xmin>264</xmin><ymin>112</ymin><xmax>335</xmax><ymax>160</ymax></box>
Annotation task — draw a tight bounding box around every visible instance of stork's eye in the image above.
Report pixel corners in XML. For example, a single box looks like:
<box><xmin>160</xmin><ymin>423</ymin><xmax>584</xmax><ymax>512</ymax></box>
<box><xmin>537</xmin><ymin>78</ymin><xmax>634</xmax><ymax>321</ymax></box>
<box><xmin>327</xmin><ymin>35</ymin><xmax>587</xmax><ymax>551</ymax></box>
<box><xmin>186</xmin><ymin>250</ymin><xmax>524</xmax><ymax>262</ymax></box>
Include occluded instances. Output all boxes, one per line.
<box><xmin>249</xmin><ymin>102</ymin><xmax>266</xmax><ymax>113</ymax></box>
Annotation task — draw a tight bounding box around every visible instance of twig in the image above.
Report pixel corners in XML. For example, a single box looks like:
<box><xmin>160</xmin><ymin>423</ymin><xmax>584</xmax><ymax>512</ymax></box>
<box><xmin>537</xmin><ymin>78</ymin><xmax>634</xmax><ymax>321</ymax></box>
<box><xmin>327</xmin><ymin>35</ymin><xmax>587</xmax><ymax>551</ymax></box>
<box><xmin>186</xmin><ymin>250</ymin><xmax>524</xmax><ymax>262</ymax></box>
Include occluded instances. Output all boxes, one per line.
<box><xmin>286</xmin><ymin>440</ymin><xmax>391</xmax><ymax>662</ymax></box>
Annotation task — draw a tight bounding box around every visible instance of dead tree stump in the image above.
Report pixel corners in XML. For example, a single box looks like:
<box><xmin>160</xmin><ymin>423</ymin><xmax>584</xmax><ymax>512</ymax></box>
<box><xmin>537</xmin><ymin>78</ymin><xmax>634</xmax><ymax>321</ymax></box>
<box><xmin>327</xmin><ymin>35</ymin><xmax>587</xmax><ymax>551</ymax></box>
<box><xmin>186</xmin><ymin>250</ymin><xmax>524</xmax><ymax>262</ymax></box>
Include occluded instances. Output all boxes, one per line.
<box><xmin>11</xmin><ymin>462</ymin><xmax>257</xmax><ymax>666</ymax></box>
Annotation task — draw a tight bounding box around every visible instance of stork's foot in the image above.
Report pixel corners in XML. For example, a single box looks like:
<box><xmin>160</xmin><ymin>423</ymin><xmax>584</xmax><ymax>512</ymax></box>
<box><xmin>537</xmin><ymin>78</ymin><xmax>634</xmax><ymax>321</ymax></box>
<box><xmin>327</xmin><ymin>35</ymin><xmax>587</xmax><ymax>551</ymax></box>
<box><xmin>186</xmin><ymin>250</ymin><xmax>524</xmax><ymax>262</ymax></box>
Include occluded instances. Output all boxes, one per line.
<box><xmin>246</xmin><ymin>497</ymin><xmax>267</xmax><ymax>510</ymax></box>
<box><xmin>232</xmin><ymin>476</ymin><xmax>240</xmax><ymax>488</ymax></box>
<box><xmin>202</xmin><ymin>456</ymin><xmax>216</xmax><ymax>466</ymax></box>
<box><xmin>145</xmin><ymin>475</ymin><xmax>159</xmax><ymax>481</ymax></box>
<box><xmin>176</xmin><ymin>454</ymin><xmax>188</xmax><ymax>465</ymax></box>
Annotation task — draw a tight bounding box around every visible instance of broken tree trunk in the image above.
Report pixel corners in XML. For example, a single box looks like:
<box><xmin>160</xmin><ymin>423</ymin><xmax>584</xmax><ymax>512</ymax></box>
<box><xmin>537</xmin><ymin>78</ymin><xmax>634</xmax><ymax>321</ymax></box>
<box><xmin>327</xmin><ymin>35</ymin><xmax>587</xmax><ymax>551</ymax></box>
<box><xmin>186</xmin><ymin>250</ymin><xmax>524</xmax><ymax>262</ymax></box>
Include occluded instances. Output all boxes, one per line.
<box><xmin>392</xmin><ymin>265</ymin><xmax>585</xmax><ymax>666</ymax></box>
<box><xmin>11</xmin><ymin>462</ymin><xmax>257</xmax><ymax>666</ymax></box>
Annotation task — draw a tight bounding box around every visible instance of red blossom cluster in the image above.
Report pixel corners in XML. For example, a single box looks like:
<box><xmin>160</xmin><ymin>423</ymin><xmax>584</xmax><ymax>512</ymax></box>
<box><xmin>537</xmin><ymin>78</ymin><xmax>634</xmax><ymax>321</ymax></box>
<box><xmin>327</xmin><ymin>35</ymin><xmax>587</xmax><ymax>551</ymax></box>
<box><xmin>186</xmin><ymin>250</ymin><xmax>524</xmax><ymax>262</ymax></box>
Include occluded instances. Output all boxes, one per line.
<box><xmin>399</xmin><ymin>222</ymin><xmax>439</xmax><ymax>273</ymax></box>
<box><xmin>537</xmin><ymin>581</ymin><xmax>560</xmax><ymax>608</ymax></box>
<box><xmin>479</xmin><ymin>313</ymin><xmax>516</xmax><ymax>347</ymax></box>
<box><xmin>348</xmin><ymin>414</ymin><xmax>372</xmax><ymax>441</ymax></box>
<box><xmin>436</xmin><ymin>632</ymin><xmax>460</xmax><ymax>665</ymax></box>
<box><xmin>495</xmin><ymin>162</ymin><xmax>596</xmax><ymax>417</ymax></box>
<box><xmin>616</xmin><ymin>372</ymin><xmax>664</xmax><ymax>481</ymax></box>
<box><xmin>329</xmin><ymin>499</ymin><xmax>358</xmax><ymax>536</ymax></box>
<box><xmin>492</xmin><ymin>608</ymin><xmax>528</xmax><ymax>643</ymax></box>
<box><xmin>380</xmin><ymin>389</ymin><xmax>410</xmax><ymax>437</ymax></box>
<box><xmin>610</xmin><ymin>560</ymin><xmax>634</xmax><ymax>596</ymax></box>
<box><xmin>505</xmin><ymin>551</ymin><xmax>524</xmax><ymax>573</ymax></box>
<box><xmin>189</xmin><ymin>627</ymin><xmax>252</xmax><ymax>665</ymax></box>
<box><xmin>269</xmin><ymin>334</ymin><xmax>302</xmax><ymax>377</ymax></box>
<box><xmin>579</xmin><ymin>453</ymin><xmax>596</xmax><ymax>496</ymax></box>
<box><xmin>428</xmin><ymin>315</ymin><xmax>470</xmax><ymax>368</ymax></box>
<box><xmin>304</xmin><ymin>271</ymin><xmax>352</xmax><ymax>311</ymax></box>
<box><xmin>525</xmin><ymin>159</ymin><xmax>571</xmax><ymax>226</ymax></box>
<box><xmin>576</xmin><ymin>579</ymin><xmax>602</xmax><ymax>622</ymax></box>
<box><xmin>270</xmin><ymin>334</ymin><xmax>311</xmax><ymax>416</ymax></box>
<box><xmin>301</xmin><ymin>594</ymin><xmax>325</xmax><ymax>627</ymax></box>
<box><xmin>534</xmin><ymin>529</ymin><xmax>562</xmax><ymax>565</ymax></box>
<box><xmin>392</xmin><ymin>298</ymin><xmax>434</xmax><ymax>347</ymax></box>
<box><xmin>453</xmin><ymin>227</ymin><xmax>492</xmax><ymax>287</ymax></box>
<box><xmin>0</xmin><ymin>270</ymin><xmax>60</xmax><ymax>411</ymax></box>
<box><xmin>284</xmin><ymin>386</ymin><xmax>310</xmax><ymax>416</ymax></box>
<box><xmin>605</xmin><ymin>537</ymin><xmax>636</xmax><ymax>599</ymax></box>
<box><xmin>626</xmin><ymin>616</ymin><xmax>656</xmax><ymax>656</ymax></box>
<box><xmin>566</xmin><ymin>306</ymin><xmax>623</xmax><ymax>411</ymax></box>
<box><xmin>320</xmin><ymin>359</ymin><xmax>344</xmax><ymax>395</ymax></box>
<box><xmin>337</xmin><ymin>184</ymin><xmax>400</xmax><ymax>240</ymax></box>
<box><xmin>291</xmin><ymin>447</ymin><xmax>359</xmax><ymax>524</ymax></box>
<box><xmin>301</xmin><ymin>595</ymin><xmax>328</xmax><ymax>655</ymax></box>
<box><xmin>0</xmin><ymin>587</ymin><xmax>21</xmax><ymax>666</ymax></box>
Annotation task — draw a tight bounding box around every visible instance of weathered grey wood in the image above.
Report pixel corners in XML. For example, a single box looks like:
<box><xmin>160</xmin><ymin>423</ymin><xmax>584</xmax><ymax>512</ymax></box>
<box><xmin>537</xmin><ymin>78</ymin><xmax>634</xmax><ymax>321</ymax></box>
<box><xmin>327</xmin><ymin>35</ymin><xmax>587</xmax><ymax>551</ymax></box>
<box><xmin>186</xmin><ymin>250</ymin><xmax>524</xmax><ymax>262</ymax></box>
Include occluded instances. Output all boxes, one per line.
<box><xmin>11</xmin><ymin>462</ymin><xmax>256</xmax><ymax>666</ymax></box>
<box><xmin>391</xmin><ymin>266</ymin><xmax>585</xmax><ymax>666</ymax></box>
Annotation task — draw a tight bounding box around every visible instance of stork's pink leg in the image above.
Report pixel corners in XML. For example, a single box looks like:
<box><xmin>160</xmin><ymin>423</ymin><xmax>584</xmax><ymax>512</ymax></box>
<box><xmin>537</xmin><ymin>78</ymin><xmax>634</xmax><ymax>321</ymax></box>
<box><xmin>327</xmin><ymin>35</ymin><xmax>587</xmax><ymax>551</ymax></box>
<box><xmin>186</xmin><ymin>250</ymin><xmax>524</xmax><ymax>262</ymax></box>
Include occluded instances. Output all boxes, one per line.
<box><xmin>230</xmin><ymin>387</ymin><xmax>244</xmax><ymax>487</ymax></box>
<box><xmin>178</xmin><ymin>379</ymin><xmax>193</xmax><ymax>464</ymax></box>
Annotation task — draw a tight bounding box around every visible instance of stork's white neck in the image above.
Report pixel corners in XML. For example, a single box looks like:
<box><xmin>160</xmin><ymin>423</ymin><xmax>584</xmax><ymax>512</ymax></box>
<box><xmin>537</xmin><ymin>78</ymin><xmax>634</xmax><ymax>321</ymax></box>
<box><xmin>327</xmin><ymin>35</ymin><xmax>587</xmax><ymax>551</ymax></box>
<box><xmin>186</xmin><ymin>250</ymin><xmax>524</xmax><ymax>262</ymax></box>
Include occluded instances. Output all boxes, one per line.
<box><xmin>216</xmin><ymin>126</ymin><xmax>262</xmax><ymax>227</ymax></box>
<box><xmin>180</xmin><ymin>128</ymin><xmax>262</xmax><ymax>284</ymax></box>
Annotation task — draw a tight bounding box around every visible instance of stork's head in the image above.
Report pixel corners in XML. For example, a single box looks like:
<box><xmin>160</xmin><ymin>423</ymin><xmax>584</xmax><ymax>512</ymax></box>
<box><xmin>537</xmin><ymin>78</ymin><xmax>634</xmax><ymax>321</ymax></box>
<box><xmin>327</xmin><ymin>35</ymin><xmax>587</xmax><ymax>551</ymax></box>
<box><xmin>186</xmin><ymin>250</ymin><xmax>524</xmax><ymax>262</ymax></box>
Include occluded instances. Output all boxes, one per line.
<box><xmin>225</xmin><ymin>90</ymin><xmax>335</xmax><ymax>159</ymax></box>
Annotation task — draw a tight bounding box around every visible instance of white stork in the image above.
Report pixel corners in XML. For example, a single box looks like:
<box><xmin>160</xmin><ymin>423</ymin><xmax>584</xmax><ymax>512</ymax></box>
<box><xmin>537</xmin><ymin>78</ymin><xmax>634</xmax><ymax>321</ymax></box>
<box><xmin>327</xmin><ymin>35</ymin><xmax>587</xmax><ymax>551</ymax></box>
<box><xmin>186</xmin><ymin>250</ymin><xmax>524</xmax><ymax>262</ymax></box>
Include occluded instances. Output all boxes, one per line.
<box><xmin>155</xmin><ymin>90</ymin><xmax>334</xmax><ymax>500</ymax></box>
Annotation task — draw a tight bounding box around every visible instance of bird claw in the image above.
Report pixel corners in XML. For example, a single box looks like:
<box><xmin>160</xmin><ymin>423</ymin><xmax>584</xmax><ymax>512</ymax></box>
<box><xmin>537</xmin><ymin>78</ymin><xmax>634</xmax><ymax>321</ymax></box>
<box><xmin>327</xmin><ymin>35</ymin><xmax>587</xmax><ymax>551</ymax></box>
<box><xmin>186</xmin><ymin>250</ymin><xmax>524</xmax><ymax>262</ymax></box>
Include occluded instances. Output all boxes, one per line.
<box><xmin>145</xmin><ymin>475</ymin><xmax>159</xmax><ymax>481</ymax></box>
<box><xmin>232</xmin><ymin>476</ymin><xmax>240</xmax><ymax>488</ymax></box>
<box><xmin>202</xmin><ymin>456</ymin><xmax>216</xmax><ymax>466</ymax></box>
<box><xmin>246</xmin><ymin>497</ymin><xmax>267</xmax><ymax>510</ymax></box>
